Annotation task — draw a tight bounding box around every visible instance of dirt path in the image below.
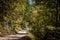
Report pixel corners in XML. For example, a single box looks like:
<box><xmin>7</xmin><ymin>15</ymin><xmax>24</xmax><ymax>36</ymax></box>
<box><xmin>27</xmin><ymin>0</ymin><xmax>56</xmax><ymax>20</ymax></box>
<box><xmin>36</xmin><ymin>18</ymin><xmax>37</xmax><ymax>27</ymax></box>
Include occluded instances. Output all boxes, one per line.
<box><xmin>0</xmin><ymin>34</ymin><xmax>26</xmax><ymax>40</ymax></box>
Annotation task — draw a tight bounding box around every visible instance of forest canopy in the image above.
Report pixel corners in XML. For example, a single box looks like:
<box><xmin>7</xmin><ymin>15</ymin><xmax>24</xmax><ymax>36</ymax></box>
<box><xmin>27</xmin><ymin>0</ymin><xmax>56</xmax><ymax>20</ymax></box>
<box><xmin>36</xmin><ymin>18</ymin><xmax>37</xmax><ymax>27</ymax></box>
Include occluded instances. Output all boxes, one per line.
<box><xmin>0</xmin><ymin>0</ymin><xmax>60</xmax><ymax>40</ymax></box>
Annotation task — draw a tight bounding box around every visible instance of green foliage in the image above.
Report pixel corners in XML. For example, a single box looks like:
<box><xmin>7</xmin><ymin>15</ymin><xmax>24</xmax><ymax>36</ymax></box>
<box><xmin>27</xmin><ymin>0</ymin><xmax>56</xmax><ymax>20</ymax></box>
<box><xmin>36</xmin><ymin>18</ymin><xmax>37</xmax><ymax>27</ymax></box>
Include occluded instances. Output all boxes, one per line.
<box><xmin>46</xmin><ymin>25</ymin><xmax>56</xmax><ymax>30</ymax></box>
<box><xmin>0</xmin><ymin>0</ymin><xmax>28</xmax><ymax>35</ymax></box>
<box><xmin>26</xmin><ymin>0</ymin><xmax>60</xmax><ymax>40</ymax></box>
<box><xmin>0</xmin><ymin>0</ymin><xmax>60</xmax><ymax>40</ymax></box>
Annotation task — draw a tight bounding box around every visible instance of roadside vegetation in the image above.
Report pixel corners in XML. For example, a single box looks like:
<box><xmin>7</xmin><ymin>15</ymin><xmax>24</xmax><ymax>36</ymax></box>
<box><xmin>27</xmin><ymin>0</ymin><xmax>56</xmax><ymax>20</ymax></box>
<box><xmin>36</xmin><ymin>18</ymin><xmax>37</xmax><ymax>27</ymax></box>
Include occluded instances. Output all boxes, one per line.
<box><xmin>0</xmin><ymin>0</ymin><xmax>60</xmax><ymax>40</ymax></box>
